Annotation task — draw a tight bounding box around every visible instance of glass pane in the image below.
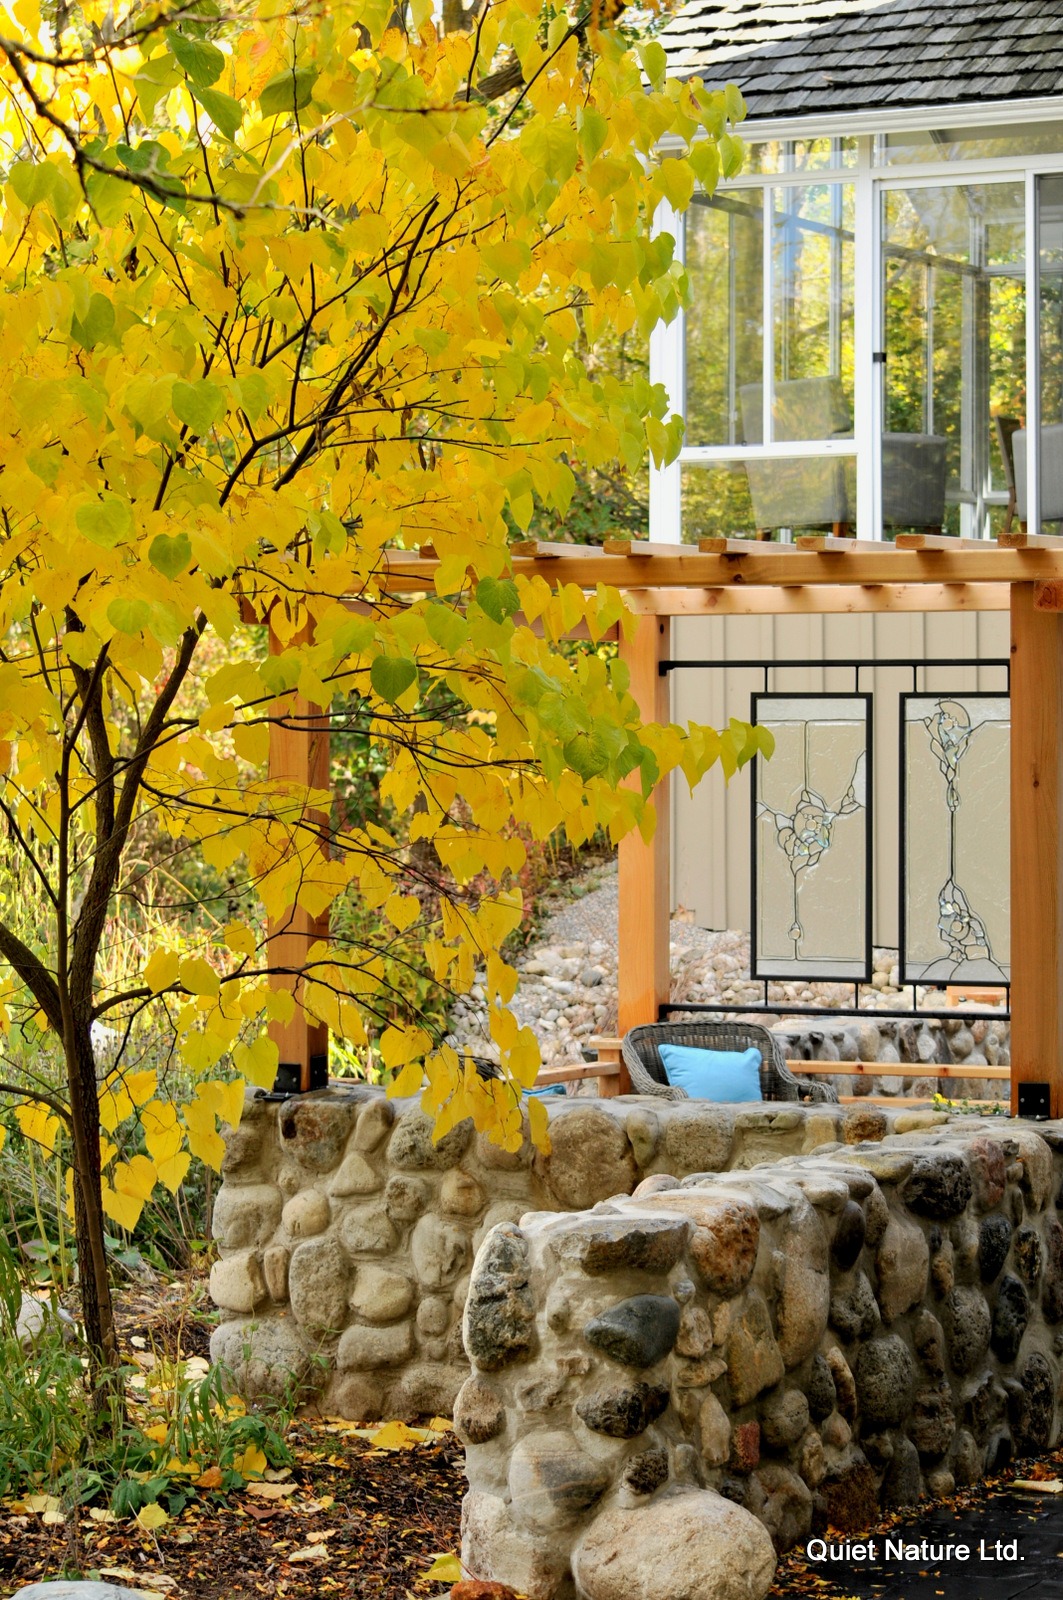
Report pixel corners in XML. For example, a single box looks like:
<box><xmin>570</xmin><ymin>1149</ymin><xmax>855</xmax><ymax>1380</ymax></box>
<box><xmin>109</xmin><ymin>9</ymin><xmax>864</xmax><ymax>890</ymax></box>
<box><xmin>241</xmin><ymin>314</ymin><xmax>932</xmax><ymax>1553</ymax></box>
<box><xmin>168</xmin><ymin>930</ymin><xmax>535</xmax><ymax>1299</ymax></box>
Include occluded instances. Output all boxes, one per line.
<box><xmin>685</xmin><ymin>194</ymin><xmax>763</xmax><ymax>447</ymax></box>
<box><xmin>743</xmin><ymin>137</ymin><xmax>859</xmax><ymax>175</ymax></box>
<box><xmin>902</xmin><ymin>695</ymin><xmax>1010</xmax><ymax>984</ymax></box>
<box><xmin>877</xmin><ymin>121</ymin><xmax>1063</xmax><ymax>166</ymax></box>
<box><xmin>753</xmin><ymin>694</ymin><xmax>870</xmax><ymax>982</ymax></box>
<box><xmin>771</xmin><ymin>184</ymin><xmax>855</xmax><ymax>434</ymax></box>
<box><xmin>681</xmin><ymin>457</ymin><xmax>856</xmax><ymax>540</ymax></box>
<box><xmin>882</xmin><ymin>181</ymin><xmax>1025</xmax><ymax>537</ymax></box>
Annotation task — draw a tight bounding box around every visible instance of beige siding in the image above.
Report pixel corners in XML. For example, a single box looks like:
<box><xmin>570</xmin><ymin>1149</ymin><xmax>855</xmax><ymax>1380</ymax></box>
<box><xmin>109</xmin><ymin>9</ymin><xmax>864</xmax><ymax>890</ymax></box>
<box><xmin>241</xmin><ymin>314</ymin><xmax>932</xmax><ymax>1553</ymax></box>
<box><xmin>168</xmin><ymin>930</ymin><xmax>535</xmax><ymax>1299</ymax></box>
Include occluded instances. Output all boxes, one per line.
<box><xmin>670</xmin><ymin>610</ymin><xmax>1009</xmax><ymax>947</ymax></box>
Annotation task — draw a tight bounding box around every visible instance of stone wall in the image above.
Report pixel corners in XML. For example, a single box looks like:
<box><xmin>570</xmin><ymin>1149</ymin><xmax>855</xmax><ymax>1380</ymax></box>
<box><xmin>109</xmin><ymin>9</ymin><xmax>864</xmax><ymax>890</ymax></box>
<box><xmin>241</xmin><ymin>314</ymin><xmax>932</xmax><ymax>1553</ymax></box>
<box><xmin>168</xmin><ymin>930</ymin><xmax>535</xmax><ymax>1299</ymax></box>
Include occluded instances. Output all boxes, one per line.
<box><xmin>773</xmin><ymin>1014</ymin><xmax>1010</xmax><ymax>1101</ymax></box>
<box><xmin>457</xmin><ymin>1119</ymin><xmax>1063</xmax><ymax>1600</ymax></box>
<box><xmin>211</xmin><ymin>1085</ymin><xmax>955</xmax><ymax>1421</ymax></box>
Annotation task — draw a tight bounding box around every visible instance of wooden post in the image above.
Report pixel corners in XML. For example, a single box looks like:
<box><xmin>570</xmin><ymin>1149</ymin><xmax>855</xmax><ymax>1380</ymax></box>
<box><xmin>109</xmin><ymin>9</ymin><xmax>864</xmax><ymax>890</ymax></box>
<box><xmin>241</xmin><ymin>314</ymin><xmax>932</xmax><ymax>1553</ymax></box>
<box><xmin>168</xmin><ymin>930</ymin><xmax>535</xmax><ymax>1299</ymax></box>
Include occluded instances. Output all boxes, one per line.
<box><xmin>1010</xmin><ymin>583</ymin><xmax>1063</xmax><ymax>1116</ymax></box>
<box><xmin>267</xmin><ymin>623</ymin><xmax>330</xmax><ymax>1092</ymax></box>
<box><xmin>617</xmin><ymin>614</ymin><xmax>672</xmax><ymax>1086</ymax></box>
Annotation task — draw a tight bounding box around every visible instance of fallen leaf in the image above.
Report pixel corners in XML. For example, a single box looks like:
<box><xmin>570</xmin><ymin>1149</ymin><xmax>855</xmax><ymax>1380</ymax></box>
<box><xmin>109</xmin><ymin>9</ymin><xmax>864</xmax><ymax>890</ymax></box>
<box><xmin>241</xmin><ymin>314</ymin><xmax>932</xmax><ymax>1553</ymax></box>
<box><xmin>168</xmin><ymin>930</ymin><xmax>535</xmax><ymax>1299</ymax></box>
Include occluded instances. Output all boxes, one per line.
<box><xmin>89</xmin><ymin>1508</ymin><xmax>117</xmax><ymax>1523</ymax></box>
<box><xmin>1013</xmin><ymin>1478</ymin><xmax>1063</xmax><ymax>1493</ymax></box>
<box><xmin>231</xmin><ymin>1443</ymin><xmax>267</xmax><ymax>1479</ymax></box>
<box><xmin>136</xmin><ymin>1502</ymin><xmax>170</xmax><ymax>1531</ymax></box>
<box><xmin>193</xmin><ymin>1465</ymin><xmax>223</xmax><ymax>1490</ymax></box>
<box><xmin>246</xmin><ymin>1482</ymin><xmax>299</xmax><ymax>1499</ymax></box>
<box><xmin>287</xmin><ymin>1543</ymin><xmax>330</xmax><ymax>1564</ymax></box>
<box><xmin>22</xmin><ymin>1494</ymin><xmax>62</xmax><ymax>1515</ymax></box>
<box><xmin>422</xmin><ymin>1552</ymin><xmax>463</xmax><ymax>1583</ymax></box>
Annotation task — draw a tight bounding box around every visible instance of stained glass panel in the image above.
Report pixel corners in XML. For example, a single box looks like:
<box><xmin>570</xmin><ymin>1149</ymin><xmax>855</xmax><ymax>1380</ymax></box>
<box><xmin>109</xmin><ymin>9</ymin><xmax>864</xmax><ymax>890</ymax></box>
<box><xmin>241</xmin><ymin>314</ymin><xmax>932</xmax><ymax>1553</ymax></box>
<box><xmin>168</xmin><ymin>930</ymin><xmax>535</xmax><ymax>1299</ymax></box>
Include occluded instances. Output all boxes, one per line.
<box><xmin>752</xmin><ymin>695</ymin><xmax>871</xmax><ymax>981</ymax></box>
<box><xmin>902</xmin><ymin>695</ymin><xmax>1010</xmax><ymax>985</ymax></box>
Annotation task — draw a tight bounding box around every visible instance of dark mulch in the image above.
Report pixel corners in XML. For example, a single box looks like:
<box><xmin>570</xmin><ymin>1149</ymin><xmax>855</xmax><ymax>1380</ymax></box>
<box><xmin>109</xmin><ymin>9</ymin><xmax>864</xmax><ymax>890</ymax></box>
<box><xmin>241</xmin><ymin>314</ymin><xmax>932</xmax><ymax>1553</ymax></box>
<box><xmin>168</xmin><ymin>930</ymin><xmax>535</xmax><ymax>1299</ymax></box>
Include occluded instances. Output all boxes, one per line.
<box><xmin>0</xmin><ymin>1420</ymin><xmax>466</xmax><ymax>1600</ymax></box>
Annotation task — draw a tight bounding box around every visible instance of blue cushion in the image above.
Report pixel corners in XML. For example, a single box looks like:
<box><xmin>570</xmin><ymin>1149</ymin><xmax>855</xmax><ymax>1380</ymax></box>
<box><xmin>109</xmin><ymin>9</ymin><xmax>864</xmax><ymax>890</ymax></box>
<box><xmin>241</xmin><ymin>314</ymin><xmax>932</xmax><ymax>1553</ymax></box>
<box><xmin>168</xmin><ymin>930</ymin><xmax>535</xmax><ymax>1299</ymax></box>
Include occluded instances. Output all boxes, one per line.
<box><xmin>658</xmin><ymin>1043</ymin><xmax>763</xmax><ymax>1103</ymax></box>
<box><xmin>524</xmin><ymin>1083</ymin><xmax>567</xmax><ymax>1098</ymax></box>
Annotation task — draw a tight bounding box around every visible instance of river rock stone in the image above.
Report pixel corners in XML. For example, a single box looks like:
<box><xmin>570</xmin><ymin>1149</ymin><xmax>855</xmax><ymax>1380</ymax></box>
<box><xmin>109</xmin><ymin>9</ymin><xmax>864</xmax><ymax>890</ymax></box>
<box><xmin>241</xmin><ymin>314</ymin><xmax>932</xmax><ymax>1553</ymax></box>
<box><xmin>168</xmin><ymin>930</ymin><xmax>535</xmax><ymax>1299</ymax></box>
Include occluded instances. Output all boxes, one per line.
<box><xmin>1012</xmin><ymin>1129</ymin><xmax>1054</xmax><ymax>1209</ymax></box>
<box><xmin>829</xmin><ymin>1271</ymin><xmax>880</xmax><ymax>1342</ymax></box>
<box><xmin>584</xmin><ymin>1295</ymin><xmax>680</xmax><ymax>1370</ymax></box>
<box><xmin>411</xmin><ymin>1215</ymin><xmax>469</xmax><ymax>1289</ymax></box>
<box><xmin>212</xmin><ymin>1183</ymin><xmax>282</xmax><ymax>1250</ymax></box>
<box><xmin>554</xmin><ymin>1216</ymin><xmax>689</xmax><ymax>1276</ymax></box>
<box><xmin>12</xmin><ymin>1586</ymin><xmax>163</xmax><ymax>1600</ymax></box>
<box><xmin>621</xmin><ymin>1447</ymin><xmax>669</xmax><ymax>1497</ymax></box>
<box><xmin>282</xmin><ymin>1188</ymin><xmax>330</xmax><ymax>1237</ymax></box>
<box><xmin>337</xmin><ymin>1320</ymin><xmax>414</xmax><ymax>1370</ymax></box>
<box><xmin>904</xmin><ymin>1152</ymin><xmax>973</xmax><ymax>1219</ymax></box>
<box><xmin>277</xmin><ymin>1097</ymin><xmax>356</xmax><ymax>1173</ymax></box>
<box><xmin>942</xmin><ymin>1286</ymin><xmax>991</xmax><ymax>1375</ymax></box>
<box><xmin>876</xmin><ymin>1214</ymin><xmax>930</xmax><ymax>1322</ymax></box>
<box><xmin>727</xmin><ymin>1290</ymin><xmax>786</xmax><ymax>1406</ymax></box>
<box><xmin>625</xmin><ymin>1109</ymin><xmax>659</xmax><ymax>1169</ymax></box>
<box><xmin>826</xmin><ymin>1347</ymin><xmax>858</xmax><ymax>1422</ymax></box>
<box><xmin>854</xmin><ymin>1336</ymin><xmax>915</xmax><ymax>1428</ymax></box>
<box><xmin>1014</xmin><ymin>1224</ymin><xmax>1044</xmax><ymax>1285</ymax></box>
<box><xmin>454</xmin><ymin>1374</ymin><xmax>506</xmax><ymax>1444</ymax></box>
<box><xmin>464</xmin><ymin>1224</ymin><xmax>536</xmax><ymax>1372</ymax></box>
<box><xmin>677</xmin><ymin>1305</ymin><xmax>713</xmax><ymax>1358</ymax></box>
<box><xmin>571</xmin><ymin>1490</ymin><xmax>776</xmax><ymax>1600</ymax></box>
<box><xmin>508</xmin><ymin>1429</ymin><xmax>611</xmax><ymax>1530</ymax></box>
<box><xmin>774</xmin><ymin>1204</ymin><xmax>829</xmax><ymax>1367</ymax></box>
<box><xmin>340</xmin><ymin>1204</ymin><xmax>399</xmax><ymax>1256</ymax></box>
<box><xmin>978</xmin><ymin>1214</ymin><xmax>1012</xmax><ymax>1283</ymax></box>
<box><xmin>440</xmin><ymin>1169</ymin><xmax>487</xmax><ymax>1217</ymax></box>
<box><xmin>831</xmin><ymin>1201</ymin><xmax>867</xmax><ymax>1271</ymax></box>
<box><xmin>209</xmin><ymin>1252</ymin><xmax>267</xmax><ymax>1314</ymax></box>
<box><xmin>807</xmin><ymin>1354</ymin><xmax>837</xmax><ymax>1421</ymax></box>
<box><xmin>289</xmin><ymin>1236</ymin><xmax>350</xmax><ymax>1336</ymax></box>
<box><xmin>952</xmin><ymin>1428</ymin><xmax>982</xmax><ymax>1485</ymax></box>
<box><xmin>908</xmin><ymin>1382</ymin><xmax>956</xmax><ymax>1459</ymax></box>
<box><xmin>350</xmin><ymin>1264</ymin><xmax>414</xmax><ymax>1323</ymax></box>
<box><xmin>699</xmin><ymin>1391</ymin><xmax>732</xmax><ymax>1465</ymax></box>
<box><xmin>352</xmin><ymin>1097</ymin><xmax>394</xmax><ymax>1152</ymax></box>
<box><xmin>389</xmin><ymin>1109</ymin><xmax>471</xmax><ymax>1171</ymax></box>
<box><xmin>661</xmin><ymin>1110</ymin><xmax>737</xmax><ymax>1174</ymax></box>
<box><xmin>384</xmin><ymin>1174</ymin><xmax>430</xmax><ymax>1224</ymax></box>
<box><xmin>575</xmin><ymin>1382</ymin><xmax>670</xmax><ymax>1438</ymax></box>
<box><xmin>966</xmin><ymin>1137</ymin><xmax>1007</xmax><ymax>1212</ymax></box>
<box><xmin>538</xmin><ymin>1108</ymin><xmax>637</xmax><ymax>1209</ymax></box>
<box><xmin>263</xmin><ymin>1244</ymin><xmax>289</xmax><ymax>1303</ymax></box>
<box><xmin>461</xmin><ymin>1490</ymin><xmax>569</xmax><ymax>1599</ymax></box>
<box><xmin>210</xmin><ymin>1314</ymin><xmax>317</xmax><ymax>1402</ymax></box>
<box><xmin>329</xmin><ymin>1151</ymin><xmax>382</xmax><ymax>1198</ymax></box>
<box><xmin>755</xmin><ymin>1461</ymin><xmax>813</xmax><ymax>1552</ymax></box>
<box><xmin>762</xmin><ymin>1389</ymin><xmax>810</xmax><ymax>1449</ymax></box>
<box><xmin>1018</xmin><ymin>1352</ymin><xmax>1055</xmax><ymax>1448</ymax></box>
<box><xmin>913</xmin><ymin>1309</ymin><xmax>945</xmax><ymax>1378</ymax></box>
<box><xmin>881</xmin><ymin>1436</ymin><xmax>922</xmax><ymax>1508</ymax></box>
<box><xmin>1044</xmin><ymin>1220</ymin><xmax>1063</xmax><ymax>1322</ymax></box>
<box><xmin>843</xmin><ymin>1107</ymin><xmax>888</xmax><ymax>1144</ymax></box>
<box><xmin>991</xmin><ymin>1273</ymin><xmax>1030</xmax><ymax>1362</ymax></box>
<box><xmin>689</xmin><ymin>1198</ymin><xmax>761</xmax><ymax>1295</ymax></box>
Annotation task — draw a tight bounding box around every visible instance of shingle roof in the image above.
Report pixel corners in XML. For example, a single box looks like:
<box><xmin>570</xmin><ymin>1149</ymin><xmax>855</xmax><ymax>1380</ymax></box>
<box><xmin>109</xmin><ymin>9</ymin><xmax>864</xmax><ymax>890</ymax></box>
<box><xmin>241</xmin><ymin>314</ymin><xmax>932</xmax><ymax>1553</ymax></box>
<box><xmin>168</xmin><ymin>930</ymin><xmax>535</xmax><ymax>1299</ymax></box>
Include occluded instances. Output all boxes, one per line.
<box><xmin>659</xmin><ymin>0</ymin><xmax>1063</xmax><ymax>117</ymax></box>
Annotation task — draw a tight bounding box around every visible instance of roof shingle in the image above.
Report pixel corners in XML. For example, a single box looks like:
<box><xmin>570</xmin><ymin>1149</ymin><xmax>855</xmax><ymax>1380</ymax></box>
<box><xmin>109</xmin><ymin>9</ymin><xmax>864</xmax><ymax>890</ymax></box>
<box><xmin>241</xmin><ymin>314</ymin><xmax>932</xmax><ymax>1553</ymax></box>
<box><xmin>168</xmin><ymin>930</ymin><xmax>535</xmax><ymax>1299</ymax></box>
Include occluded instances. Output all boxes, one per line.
<box><xmin>659</xmin><ymin>0</ymin><xmax>1063</xmax><ymax>117</ymax></box>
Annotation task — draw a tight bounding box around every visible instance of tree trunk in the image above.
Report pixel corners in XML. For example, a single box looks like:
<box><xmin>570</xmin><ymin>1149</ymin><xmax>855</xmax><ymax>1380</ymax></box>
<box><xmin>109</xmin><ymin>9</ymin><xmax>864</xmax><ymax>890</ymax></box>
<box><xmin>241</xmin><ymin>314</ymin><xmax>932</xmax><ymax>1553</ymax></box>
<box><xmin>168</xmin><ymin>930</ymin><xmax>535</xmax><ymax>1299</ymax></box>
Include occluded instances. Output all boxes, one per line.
<box><xmin>66</xmin><ymin>1024</ymin><xmax>121</xmax><ymax>1418</ymax></box>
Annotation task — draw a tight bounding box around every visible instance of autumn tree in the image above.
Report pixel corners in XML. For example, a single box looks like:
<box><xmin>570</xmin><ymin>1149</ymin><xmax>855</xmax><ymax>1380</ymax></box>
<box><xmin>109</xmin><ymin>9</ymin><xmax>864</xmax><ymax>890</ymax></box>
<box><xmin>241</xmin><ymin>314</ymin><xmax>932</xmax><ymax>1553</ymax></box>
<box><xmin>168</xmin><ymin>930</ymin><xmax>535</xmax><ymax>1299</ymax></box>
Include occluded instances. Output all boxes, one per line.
<box><xmin>0</xmin><ymin>0</ymin><xmax>752</xmax><ymax>1394</ymax></box>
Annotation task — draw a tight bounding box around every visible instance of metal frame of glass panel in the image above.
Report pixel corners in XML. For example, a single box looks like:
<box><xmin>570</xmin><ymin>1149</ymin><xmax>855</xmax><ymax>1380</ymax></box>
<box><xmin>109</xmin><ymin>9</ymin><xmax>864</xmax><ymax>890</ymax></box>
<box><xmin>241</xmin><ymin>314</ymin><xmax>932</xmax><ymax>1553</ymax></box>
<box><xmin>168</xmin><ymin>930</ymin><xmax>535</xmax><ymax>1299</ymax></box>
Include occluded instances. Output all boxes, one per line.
<box><xmin>751</xmin><ymin>692</ymin><xmax>873</xmax><ymax>983</ymax></box>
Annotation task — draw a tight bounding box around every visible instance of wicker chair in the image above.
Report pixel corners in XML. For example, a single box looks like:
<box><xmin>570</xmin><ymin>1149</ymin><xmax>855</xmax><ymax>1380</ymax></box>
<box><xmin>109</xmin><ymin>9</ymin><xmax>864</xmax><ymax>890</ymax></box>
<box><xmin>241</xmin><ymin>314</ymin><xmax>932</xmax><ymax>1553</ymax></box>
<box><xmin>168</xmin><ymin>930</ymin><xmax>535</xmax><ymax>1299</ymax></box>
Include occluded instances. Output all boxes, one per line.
<box><xmin>621</xmin><ymin>1020</ymin><xmax>839</xmax><ymax>1104</ymax></box>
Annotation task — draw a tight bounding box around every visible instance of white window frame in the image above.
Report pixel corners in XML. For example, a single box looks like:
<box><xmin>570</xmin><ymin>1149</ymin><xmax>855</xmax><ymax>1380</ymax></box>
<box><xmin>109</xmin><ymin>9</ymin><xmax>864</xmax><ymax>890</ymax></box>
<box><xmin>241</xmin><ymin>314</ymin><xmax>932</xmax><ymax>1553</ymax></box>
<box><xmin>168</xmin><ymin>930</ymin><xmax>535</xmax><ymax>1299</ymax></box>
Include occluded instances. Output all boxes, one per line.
<box><xmin>651</xmin><ymin>96</ymin><xmax>1063</xmax><ymax>543</ymax></box>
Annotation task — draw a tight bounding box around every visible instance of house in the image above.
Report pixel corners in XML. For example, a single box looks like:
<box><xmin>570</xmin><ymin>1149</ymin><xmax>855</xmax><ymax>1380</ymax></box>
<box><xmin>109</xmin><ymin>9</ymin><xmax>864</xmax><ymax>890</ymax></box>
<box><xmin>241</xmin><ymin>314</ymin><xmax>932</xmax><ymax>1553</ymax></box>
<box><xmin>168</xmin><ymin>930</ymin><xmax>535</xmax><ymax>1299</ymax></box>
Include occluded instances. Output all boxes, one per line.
<box><xmin>650</xmin><ymin>2</ymin><xmax>1063</xmax><ymax>976</ymax></box>
<box><xmin>652</xmin><ymin>0</ymin><xmax>1063</xmax><ymax>543</ymax></box>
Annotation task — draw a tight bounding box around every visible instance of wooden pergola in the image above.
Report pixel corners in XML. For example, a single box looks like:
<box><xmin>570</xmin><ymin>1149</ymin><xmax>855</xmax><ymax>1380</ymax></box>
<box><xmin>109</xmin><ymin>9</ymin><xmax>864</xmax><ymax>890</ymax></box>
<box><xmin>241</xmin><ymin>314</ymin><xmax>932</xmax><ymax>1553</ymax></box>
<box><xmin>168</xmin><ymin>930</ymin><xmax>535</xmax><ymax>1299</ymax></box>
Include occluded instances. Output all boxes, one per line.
<box><xmin>268</xmin><ymin>531</ymin><xmax>1063</xmax><ymax>1116</ymax></box>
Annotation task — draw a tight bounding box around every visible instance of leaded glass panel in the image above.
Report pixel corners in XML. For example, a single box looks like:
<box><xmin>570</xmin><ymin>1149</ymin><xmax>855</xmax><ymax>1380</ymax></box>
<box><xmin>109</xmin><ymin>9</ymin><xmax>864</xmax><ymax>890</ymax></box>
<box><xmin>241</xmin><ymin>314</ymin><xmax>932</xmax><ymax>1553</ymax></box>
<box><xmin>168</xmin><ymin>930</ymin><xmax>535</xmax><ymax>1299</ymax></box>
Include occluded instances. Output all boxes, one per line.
<box><xmin>752</xmin><ymin>694</ymin><xmax>871</xmax><ymax>981</ymax></box>
<box><xmin>901</xmin><ymin>694</ymin><xmax>1010</xmax><ymax>985</ymax></box>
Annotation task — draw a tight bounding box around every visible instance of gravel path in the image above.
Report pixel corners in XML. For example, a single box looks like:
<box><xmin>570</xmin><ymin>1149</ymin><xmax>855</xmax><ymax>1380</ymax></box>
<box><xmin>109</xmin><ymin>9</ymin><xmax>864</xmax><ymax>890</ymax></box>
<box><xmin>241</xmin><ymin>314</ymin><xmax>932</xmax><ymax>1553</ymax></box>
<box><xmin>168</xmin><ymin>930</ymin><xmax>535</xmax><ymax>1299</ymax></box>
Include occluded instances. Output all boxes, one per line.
<box><xmin>447</xmin><ymin>860</ymin><xmax>941</xmax><ymax>1068</ymax></box>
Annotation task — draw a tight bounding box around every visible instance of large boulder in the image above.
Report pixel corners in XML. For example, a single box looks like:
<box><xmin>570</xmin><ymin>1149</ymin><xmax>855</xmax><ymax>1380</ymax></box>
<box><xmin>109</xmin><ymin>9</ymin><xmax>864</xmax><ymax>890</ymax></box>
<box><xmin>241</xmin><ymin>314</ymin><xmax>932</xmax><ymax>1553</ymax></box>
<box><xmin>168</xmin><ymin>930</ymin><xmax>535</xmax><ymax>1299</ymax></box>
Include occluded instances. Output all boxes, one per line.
<box><xmin>572</xmin><ymin>1490</ymin><xmax>776</xmax><ymax>1600</ymax></box>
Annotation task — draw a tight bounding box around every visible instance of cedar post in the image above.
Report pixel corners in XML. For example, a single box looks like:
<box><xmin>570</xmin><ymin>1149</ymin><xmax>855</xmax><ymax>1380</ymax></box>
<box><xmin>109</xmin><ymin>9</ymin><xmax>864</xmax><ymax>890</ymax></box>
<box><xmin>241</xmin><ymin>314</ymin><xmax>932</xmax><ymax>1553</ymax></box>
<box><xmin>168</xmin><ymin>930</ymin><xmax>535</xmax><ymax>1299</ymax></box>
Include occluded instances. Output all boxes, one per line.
<box><xmin>617</xmin><ymin>614</ymin><xmax>672</xmax><ymax>1086</ymax></box>
<box><xmin>1010</xmin><ymin>583</ymin><xmax>1063</xmax><ymax>1116</ymax></box>
<box><xmin>267</xmin><ymin>623</ymin><xmax>330</xmax><ymax>1092</ymax></box>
